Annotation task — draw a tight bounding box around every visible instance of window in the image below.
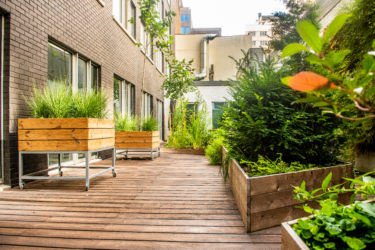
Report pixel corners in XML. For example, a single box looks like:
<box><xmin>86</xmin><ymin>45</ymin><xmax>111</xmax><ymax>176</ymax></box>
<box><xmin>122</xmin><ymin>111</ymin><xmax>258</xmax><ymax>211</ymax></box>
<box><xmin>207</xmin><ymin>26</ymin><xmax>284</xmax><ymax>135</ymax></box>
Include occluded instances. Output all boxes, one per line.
<box><xmin>128</xmin><ymin>1</ymin><xmax>136</xmax><ymax>38</ymax></box>
<box><xmin>48</xmin><ymin>44</ymin><xmax>72</xmax><ymax>84</ymax></box>
<box><xmin>252</xmin><ymin>41</ymin><xmax>256</xmax><ymax>46</ymax></box>
<box><xmin>156</xmin><ymin>100</ymin><xmax>164</xmax><ymax>140</ymax></box>
<box><xmin>180</xmin><ymin>26</ymin><xmax>189</xmax><ymax>34</ymax></box>
<box><xmin>114</xmin><ymin>76</ymin><xmax>135</xmax><ymax>116</ymax></box>
<box><xmin>141</xmin><ymin>23</ymin><xmax>153</xmax><ymax>59</ymax></box>
<box><xmin>260</xmin><ymin>41</ymin><xmax>268</xmax><ymax>46</ymax></box>
<box><xmin>155</xmin><ymin>49</ymin><xmax>163</xmax><ymax>72</ymax></box>
<box><xmin>180</xmin><ymin>14</ymin><xmax>190</xmax><ymax>22</ymax></box>
<box><xmin>212</xmin><ymin>102</ymin><xmax>226</xmax><ymax>129</ymax></box>
<box><xmin>142</xmin><ymin>92</ymin><xmax>153</xmax><ymax>119</ymax></box>
<box><xmin>113</xmin><ymin>0</ymin><xmax>136</xmax><ymax>38</ymax></box>
<box><xmin>250</xmin><ymin>31</ymin><xmax>256</xmax><ymax>37</ymax></box>
<box><xmin>48</xmin><ymin>42</ymin><xmax>100</xmax><ymax>92</ymax></box>
<box><xmin>47</xmin><ymin>42</ymin><xmax>101</xmax><ymax>166</ymax></box>
<box><xmin>260</xmin><ymin>31</ymin><xmax>267</xmax><ymax>36</ymax></box>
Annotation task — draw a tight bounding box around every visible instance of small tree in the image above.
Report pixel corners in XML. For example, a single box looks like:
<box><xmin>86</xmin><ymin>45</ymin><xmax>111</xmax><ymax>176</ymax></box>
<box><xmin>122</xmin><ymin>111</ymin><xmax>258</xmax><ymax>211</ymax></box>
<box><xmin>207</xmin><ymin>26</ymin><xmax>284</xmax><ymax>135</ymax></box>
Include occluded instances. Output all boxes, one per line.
<box><xmin>136</xmin><ymin>0</ymin><xmax>174</xmax><ymax>115</ymax></box>
<box><xmin>270</xmin><ymin>0</ymin><xmax>319</xmax><ymax>73</ymax></box>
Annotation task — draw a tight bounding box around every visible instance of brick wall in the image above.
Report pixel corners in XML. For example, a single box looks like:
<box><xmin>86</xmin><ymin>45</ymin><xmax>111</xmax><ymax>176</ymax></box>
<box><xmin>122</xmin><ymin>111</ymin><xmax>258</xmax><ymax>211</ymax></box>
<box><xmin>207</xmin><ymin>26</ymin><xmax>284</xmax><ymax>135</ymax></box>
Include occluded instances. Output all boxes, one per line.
<box><xmin>0</xmin><ymin>0</ymin><xmax>175</xmax><ymax>186</ymax></box>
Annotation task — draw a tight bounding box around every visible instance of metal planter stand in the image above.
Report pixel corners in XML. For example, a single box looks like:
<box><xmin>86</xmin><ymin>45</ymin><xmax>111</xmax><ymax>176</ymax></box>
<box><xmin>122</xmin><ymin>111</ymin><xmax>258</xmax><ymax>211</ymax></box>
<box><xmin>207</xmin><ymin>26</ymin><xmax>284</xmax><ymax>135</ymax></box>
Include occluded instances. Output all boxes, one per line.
<box><xmin>19</xmin><ymin>147</ymin><xmax>116</xmax><ymax>191</ymax></box>
<box><xmin>116</xmin><ymin>147</ymin><xmax>160</xmax><ymax>160</ymax></box>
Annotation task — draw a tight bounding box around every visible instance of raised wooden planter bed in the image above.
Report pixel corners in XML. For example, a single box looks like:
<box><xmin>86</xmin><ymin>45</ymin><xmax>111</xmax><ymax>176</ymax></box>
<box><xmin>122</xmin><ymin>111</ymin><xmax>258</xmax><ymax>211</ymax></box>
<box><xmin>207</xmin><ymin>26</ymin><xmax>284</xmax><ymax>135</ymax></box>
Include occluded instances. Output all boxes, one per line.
<box><xmin>18</xmin><ymin>118</ymin><xmax>116</xmax><ymax>191</ymax></box>
<box><xmin>161</xmin><ymin>148</ymin><xmax>205</xmax><ymax>155</ymax></box>
<box><xmin>115</xmin><ymin>131</ymin><xmax>160</xmax><ymax>159</ymax></box>
<box><xmin>222</xmin><ymin>147</ymin><xmax>353</xmax><ymax>232</ymax></box>
<box><xmin>19</xmin><ymin>118</ymin><xmax>115</xmax><ymax>151</ymax></box>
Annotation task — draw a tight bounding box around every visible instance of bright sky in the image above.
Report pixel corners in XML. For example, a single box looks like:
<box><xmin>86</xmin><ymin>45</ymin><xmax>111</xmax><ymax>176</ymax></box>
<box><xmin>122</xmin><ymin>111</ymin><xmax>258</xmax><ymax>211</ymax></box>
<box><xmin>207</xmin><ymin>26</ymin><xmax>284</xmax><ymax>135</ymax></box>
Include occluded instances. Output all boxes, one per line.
<box><xmin>182</xmin><ymin>0</ymin><xmax>287</xmax><ymax>36</ymax></box>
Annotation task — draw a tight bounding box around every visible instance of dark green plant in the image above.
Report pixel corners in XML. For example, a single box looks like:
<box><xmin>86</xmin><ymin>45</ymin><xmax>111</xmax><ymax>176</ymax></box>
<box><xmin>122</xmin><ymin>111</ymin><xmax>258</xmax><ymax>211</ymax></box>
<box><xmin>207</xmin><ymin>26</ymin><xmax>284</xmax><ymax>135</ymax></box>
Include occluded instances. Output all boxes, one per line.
<box><xmin>292</xmin><ymin>172</ymin><xmax>375</xmax><ymax>250</ymax></box>
<box><xmin>281</xmin><ymin>14</ymin><xmax>375</xmax><ymax>155</ymax></box>
<box><xmin>141</xmin><ymin>116</ymin><xmax>158</xmax><ymax>131</ymax></box>
<box><xmin>221</xmin><ymin>56</ymin><xmax>343</xmax><ymax>167</ymax></box>
<box><xmin>27</xmin><ymin>83</ymin><xmax>108</xmax><ymax>119</ymax></box>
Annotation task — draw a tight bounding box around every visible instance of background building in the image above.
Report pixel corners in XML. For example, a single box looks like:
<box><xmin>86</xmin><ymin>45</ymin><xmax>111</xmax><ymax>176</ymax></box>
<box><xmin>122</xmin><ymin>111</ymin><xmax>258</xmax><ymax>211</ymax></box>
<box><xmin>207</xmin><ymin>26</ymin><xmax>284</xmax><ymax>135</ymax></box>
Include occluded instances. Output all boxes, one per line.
<box><xmin>246</xmin><ymin>13</ymin><xmax>274</xmax><ymax>49</ymax></box>
<box><xmin>0</xmin><ymin>0</ymin><xmax>178</xmax><ymax>186</ymax></box>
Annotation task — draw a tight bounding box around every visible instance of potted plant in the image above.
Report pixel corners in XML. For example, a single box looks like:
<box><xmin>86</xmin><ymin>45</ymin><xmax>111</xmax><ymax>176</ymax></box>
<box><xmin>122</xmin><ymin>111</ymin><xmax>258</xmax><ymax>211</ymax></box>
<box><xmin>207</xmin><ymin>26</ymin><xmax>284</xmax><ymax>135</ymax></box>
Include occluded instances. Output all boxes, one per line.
<box><xmin>20</xmin><ymin>83</ymin><xmax>114</xmax><ymax>152</ymax></box>
<box><xmin>18</xmin><ymin>83</ymin><xmax>115</xmax><ymax>190</ymax></box>
<box><xmin>115</xmin><ymin>114</ymin><xmax>160</xmax><ymax>159</ymax></box>
<box><xmin>281</xmin><ymin>13</ymin><xmax>375</xmax><ymax>173</ymax></box>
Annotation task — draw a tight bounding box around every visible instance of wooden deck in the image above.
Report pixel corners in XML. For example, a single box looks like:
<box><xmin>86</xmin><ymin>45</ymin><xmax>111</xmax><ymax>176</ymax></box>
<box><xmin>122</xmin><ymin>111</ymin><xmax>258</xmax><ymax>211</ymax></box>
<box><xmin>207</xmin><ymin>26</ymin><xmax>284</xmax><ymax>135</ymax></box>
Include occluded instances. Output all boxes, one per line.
<box><xmin>0</xmin><ymin>152</ymin><xmax>281</xmax><ymax>249</ymax></box>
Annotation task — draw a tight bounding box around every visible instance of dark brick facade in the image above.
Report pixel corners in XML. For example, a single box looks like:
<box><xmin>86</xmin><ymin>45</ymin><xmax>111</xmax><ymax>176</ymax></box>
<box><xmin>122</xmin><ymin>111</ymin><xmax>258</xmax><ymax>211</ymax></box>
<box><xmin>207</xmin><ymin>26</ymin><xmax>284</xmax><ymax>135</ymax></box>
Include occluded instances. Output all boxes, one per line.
<box><xmin>0</xmin><ymin>0</ymin><xmax>176</xmax><ymax>186</ymax></box>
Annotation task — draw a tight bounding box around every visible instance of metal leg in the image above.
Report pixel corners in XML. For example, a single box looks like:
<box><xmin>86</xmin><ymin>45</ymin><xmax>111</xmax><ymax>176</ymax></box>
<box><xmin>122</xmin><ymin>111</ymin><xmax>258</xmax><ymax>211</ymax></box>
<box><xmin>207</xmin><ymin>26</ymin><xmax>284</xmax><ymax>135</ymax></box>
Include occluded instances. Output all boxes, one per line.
<box><xmin>151</xmin><ymin>149</ymin><xmax>154</xmax><ymax>160</ymax></box>
<box><xmin>19</xmin><ymin>152</ymin><xmax>24</xmax><ymax>190</ymax></box>
<box><xmin>158</xmin><ymin>147</ymin><xmax>161</xmax><ymax>157</ymax></box>
<box><xmin>85</xmin><ymin>152</ymin><xmax>89</xmax><ymax>191</ymax></box>
<box><xmin>112</xmin><ymin>147</ymin><xmax>117</xmax><ymax>177</ymax></box>
<box><xmin>58</xmin><ymin>153</ymin><xmax>63</xmax><ymax>176</ymax></box>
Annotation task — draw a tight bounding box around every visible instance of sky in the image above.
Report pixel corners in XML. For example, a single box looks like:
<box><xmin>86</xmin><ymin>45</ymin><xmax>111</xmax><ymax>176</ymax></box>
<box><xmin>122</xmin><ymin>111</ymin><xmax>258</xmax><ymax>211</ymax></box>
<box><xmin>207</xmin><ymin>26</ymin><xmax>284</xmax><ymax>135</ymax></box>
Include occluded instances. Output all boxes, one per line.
<box><xmin>182</xmin><ymin>0</ymin><xmax>287</xmax><ymax>36</ymax></box>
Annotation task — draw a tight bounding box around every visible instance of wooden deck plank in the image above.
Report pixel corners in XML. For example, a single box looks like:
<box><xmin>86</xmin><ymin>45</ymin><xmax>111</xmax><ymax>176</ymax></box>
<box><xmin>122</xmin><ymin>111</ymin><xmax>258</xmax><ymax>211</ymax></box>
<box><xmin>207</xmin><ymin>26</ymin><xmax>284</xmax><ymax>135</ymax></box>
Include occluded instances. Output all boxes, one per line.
<box><xmin>0</xmin><ymin>152</ymin><xmax>281</xmax><ymax>249</ymax></box>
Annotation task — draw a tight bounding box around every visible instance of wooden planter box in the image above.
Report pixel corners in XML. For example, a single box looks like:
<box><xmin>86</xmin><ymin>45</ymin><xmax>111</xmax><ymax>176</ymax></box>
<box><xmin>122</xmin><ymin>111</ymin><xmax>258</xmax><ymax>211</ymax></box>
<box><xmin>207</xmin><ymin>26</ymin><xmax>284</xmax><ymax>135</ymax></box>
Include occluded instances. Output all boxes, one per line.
<box><xmin>18</xmin><ymin>118</ymin><xmax>115</xmax><ymax>151</ymax></box>
<box><xmin>115</xmin><ymin>131</ymin><xmax>160</xmax><ymax>150</ymax></box>
<box><xmin>161</xmin><ymin>148</ymin><xmax>205</xmax><ymax>155</ymax></box>
<box><xmin>222</xmin><ymin>147</ymin><xmax>353</xmax><ymax>232</ymax></box>
<box><xmin>281</xmin><ymin>218</ymin><xmax>310</xmax><ymax>250</ymax></box>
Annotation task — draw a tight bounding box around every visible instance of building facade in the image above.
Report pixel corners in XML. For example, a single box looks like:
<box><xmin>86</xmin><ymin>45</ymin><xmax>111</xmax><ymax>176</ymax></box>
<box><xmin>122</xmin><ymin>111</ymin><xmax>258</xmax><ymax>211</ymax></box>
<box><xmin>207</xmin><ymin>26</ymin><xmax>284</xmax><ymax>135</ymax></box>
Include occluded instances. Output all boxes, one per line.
<box><xmin>0</xmin><ymin>0</ymin><xmax>177</xmax><ymax>186</ymax></box>
<box><xmin>246</xmin><ymin>13</ymin><xmax>274</xmax><ymax>49</ymax></box>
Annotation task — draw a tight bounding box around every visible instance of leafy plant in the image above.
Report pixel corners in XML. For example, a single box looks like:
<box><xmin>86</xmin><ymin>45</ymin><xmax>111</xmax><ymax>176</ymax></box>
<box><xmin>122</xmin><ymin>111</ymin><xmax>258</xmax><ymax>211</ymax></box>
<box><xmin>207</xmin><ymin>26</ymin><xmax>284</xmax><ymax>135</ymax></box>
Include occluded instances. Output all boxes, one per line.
<box><xmin>205</xmin><ymin>131</ymin><xmax>225</xmax><ymax>165</ymax></box>
<box><xmin>281</xmin><ymin>14</ymin><xmax>375</xmax><ymax>155</ymax></box>
<box><xmin>27</xmin><ymin>82</ymin><xmax>108</xmax><ymax>119</ymax></box>
<box><xmin>221</xmin><ymin>56</ymin><xmax>343</xmax><ymax>168</ymax></box>
<box><xmin>189</xmin><ymin>102</ymin><xmax>210</xmax><ymax>150</ymax></box>
<box><xmin>241</xmin><ymin>154</ymin><xmax>316</xmax><ymax>177</ymax></box>
<box><xmin>292</xmin><ymin>172</ymin><xmax>375</xmax><ymax>250</ymax></box>
<box><xmin>115</xmin><ymin>113</ymin><xmax>139</xmax><ymax>131</ymax></box>
<box><xmin>141</xmin><ymin>116</ymin><xmax>158</xmax><ymax>131</ymax></box>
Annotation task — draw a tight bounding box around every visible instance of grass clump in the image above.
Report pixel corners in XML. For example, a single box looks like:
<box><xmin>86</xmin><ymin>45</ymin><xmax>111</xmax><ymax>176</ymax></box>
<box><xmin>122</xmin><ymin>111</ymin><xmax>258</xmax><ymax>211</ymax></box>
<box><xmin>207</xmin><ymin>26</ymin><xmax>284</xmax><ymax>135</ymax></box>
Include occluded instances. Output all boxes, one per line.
<box><xmin>115</xmin><ymin>113</ymin><xmax>158</xmax><ymax>132</ymax></box>
<box><xmin>141</xmin><ymin>116</ymin><xmax>158</xmax><ymax>131</ymax></box>
<box><xmin>205</xmin><ymin>134</ymin><xmax>225</xmax><ymax>165</ymax></box>
<box><xmin>27</xmin><ymin>82</ymin><xmax>108</xmax><ymax>119</ymax></box>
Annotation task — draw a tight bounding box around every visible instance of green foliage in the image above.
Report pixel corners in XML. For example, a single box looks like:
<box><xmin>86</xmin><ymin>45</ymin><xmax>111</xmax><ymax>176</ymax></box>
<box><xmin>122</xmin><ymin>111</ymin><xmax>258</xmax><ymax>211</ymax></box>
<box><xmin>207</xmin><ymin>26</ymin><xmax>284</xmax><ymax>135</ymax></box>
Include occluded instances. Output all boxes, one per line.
<box><xmin>205</xmin><ymin>131</ymin><xmax>225</xmax><ymax>165</ymax></box>
<box><xmin>141</xmin><ymin>116</ymin><xmax>158</xmax><ymax>131</ymax></box>
<box><xmin>270</xmin><ymin>0</ymin><xmax>320</xmax><ymax>73</ymax></box>
<box><xmin>221</xmin><ymin>56</ymin><xmax>343</xmax><ymax>167</ymax></box>
<box><xmin>115</xmin><ymin>113</ymin><xmax>138</xmax><ymax>131</ymax></box>
<box><xmin>333</xmin><ymin>0</ymin><xmax>375</xmax><ymax>71</ymax></box>
<box><xmin>282</xmin><ymin>14</ymin><xmax>375</xmax><ymax>154</ymax></box>
<box><xmin>27</xmin><ymin>83</ymin><xmax>108</xmax><ymax>119</ymax></box>
<box><xmin>241</xmin><ymin>154</ymin><xmax>316</xmax><ymax>177</ymax></box>
<box><xmin>167</xmin><ymin>98</ymin><xmax>211</xmax><ymax>150</ymax></box>
<box><xmin>293</xmin><ymin>172</ymin><xmax>375</xmax><ymax>250</ymax></box>
<box><xmin>162</xmin><ymin>58</ymin><xmax>196</xmax><ymax>100</ymax></box>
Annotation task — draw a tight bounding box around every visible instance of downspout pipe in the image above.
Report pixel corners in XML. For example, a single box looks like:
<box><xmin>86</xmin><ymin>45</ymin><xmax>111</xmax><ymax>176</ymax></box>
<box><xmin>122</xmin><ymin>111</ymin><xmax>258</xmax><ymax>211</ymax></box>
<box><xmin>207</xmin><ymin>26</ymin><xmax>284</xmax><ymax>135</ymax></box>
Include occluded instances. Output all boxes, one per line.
<box><xmin>195</xmin><ymin>34</ymin><xmax>217</xmax><ymax>81</ymax></box>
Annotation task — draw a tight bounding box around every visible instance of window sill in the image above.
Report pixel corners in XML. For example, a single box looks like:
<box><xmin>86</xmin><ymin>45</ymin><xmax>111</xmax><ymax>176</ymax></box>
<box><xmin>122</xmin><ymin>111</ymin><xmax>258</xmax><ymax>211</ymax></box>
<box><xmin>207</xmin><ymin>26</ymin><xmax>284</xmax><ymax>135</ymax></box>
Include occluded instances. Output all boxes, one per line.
<box><xmin>141</xmin><ymin>49</ymin><xmax>155</xmax><ymax>65</ymax></box>
<box><xmin>113</xmin><ymin>16</ymin><xmax>137</xmax><ymax>45</ymax></box>
<box><xmin>96</xmin><ymin>0</ymin><xmax>105</xmax><ymax>7</ymax></box>
<box><xmin>156</xmin><ymin>67</ymin><xmax>164</xmax><ymax>76</ymax></box>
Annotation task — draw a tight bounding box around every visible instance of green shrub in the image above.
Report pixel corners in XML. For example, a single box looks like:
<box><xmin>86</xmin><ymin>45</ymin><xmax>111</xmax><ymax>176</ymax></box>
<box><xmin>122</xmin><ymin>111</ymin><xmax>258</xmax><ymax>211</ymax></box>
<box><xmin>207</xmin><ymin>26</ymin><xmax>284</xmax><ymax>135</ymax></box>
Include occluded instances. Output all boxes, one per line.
<box><xmin>221</xmin><ymin>57</ymin><xmax>343</xmax><ymax>168</ymax></box>
<box><xmin>167</xmin><ymin>98</ymin><xmax>211</xmax><ymax>150</ymax></box>
<box><xmin>205</xmin><ymin>135</ymin><xmax>225</xmax><ymax>165</ymax></box>
<box><xmin>115</xmin><ymin>113</ymin><xmax>138</xmax><ymax>131</ymax></box>
<box><xmin>27</xmin><ymin>82</ymin><xmax>108</xmax><ymax>119</ymax></box>
<box><xmin>141</xmin><ymin>116</ymin><xmax>158</xmax><ymax>131</ymax></box>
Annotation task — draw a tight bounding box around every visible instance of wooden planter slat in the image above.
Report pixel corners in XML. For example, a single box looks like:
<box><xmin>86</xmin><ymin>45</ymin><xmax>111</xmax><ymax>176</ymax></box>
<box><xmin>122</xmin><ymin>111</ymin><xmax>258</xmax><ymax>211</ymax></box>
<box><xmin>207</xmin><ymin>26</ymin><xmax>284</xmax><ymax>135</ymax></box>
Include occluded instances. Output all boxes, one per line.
<box><xmin>281</xmin><ymin>220</ymin><xmax>309</xmax><ymax>250</ymax></box>
<box><xmin>115</xmin><ymin>131</ymin><xmax>160</xmax><ymax>150</ymax></box>
<box><xmin>223</xmin><ymin>147</ymin><xmax>353</xmax><ymax>232</ymax></box>
<box><xmin>18</xmin><ymin>118</ymin><xmax>115</xmax><ymax>152</ymax></box>
<box><xmin>18</xmin><ymin>118</ymin><xmax>114</xmax><ymax>129</ymax></box>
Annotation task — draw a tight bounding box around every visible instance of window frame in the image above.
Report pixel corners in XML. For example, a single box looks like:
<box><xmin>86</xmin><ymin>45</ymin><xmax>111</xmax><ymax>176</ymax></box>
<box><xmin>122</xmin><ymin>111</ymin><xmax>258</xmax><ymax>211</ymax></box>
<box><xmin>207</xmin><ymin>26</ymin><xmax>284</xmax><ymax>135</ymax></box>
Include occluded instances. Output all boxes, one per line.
<box><xmin>114</xmin><ymin>75</ymin><xmax>135</xmax><ymax>117</ymax></box>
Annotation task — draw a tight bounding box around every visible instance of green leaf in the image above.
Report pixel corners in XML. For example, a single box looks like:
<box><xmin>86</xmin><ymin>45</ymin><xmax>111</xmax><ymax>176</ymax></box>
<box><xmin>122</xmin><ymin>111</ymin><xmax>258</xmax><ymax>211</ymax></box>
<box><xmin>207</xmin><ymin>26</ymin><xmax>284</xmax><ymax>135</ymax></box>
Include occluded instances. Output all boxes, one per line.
<box><xmin>281</xmin><ymin>76</ymin><xmax>291</xmax><ymax>86</ymax></box>
<box><xmin>342</xmin><ymin>237</ymin><xmax>366</xmax><ymax>250</ymax></box>
<box><xmin>281</xmin><ymin>43</ymin><xmax>310</xmax><ymax>58</ymax></box>
<box><xmin>322</xmin><ymin>172</ymin><xmax>332</xmax><ymax>190</ymax></box>
<box><xmin>325</xmin><ymin>223</ymin><xmax>341</xmax><ymax>235</ymax></box>
<box><xmin>296</xmin><ymin>21</ymin><xmax>322</xmax><ymax>53</ymax></box>
<box><xmin>322</xmin><ymin>14</ymin><xmax>352</xmax><ymax>44</ymax></box>
<box><xmin>313</xmin><ymin>102</ymin><xmax>330</xmax><ymax>108</ymax></box>
<box><xmin>323</xmin><ymin>242</ymin><xmax>336</xmax><ymax>249</ymax></box>
<box><xmin>306</xmin><ymin>54</ymin><xmax>323</xmax><ymax>65</ymax></box>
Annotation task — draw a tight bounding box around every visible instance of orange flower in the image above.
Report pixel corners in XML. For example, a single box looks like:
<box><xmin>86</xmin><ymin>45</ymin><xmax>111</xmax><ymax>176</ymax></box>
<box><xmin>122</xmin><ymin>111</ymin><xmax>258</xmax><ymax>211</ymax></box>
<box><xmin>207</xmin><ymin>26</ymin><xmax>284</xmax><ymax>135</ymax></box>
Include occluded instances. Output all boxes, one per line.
<box><xmin>288</xmin><ymin>72</ymin><xmax>332</xmax><ymax>92</ymax></box>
